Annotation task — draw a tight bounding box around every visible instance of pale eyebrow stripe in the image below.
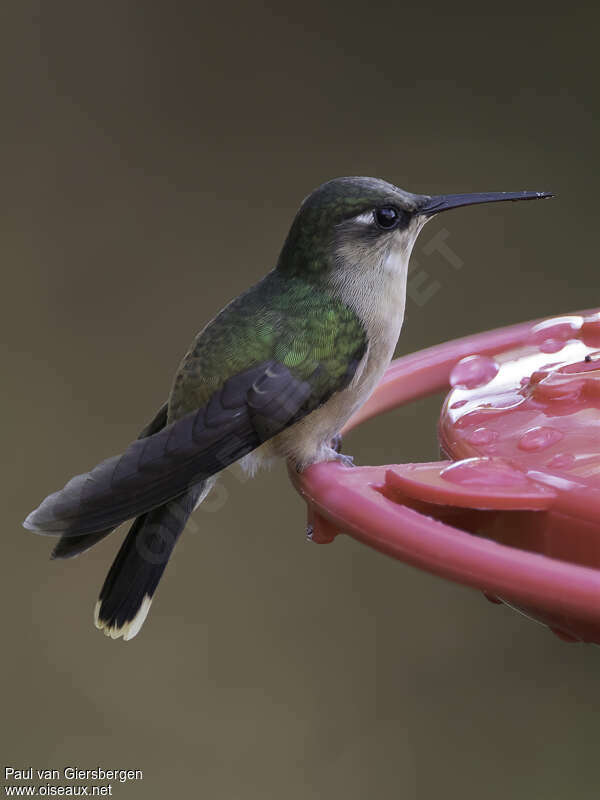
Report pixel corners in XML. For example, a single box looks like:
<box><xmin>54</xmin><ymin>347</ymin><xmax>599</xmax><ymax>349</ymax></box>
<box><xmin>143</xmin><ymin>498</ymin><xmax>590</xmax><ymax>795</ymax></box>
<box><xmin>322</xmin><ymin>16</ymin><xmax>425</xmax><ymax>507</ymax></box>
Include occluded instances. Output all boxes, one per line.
<box><xmin>352</xmin><ymin>211</ymin><xmax>374</xmax><ymax>226</ymax></box>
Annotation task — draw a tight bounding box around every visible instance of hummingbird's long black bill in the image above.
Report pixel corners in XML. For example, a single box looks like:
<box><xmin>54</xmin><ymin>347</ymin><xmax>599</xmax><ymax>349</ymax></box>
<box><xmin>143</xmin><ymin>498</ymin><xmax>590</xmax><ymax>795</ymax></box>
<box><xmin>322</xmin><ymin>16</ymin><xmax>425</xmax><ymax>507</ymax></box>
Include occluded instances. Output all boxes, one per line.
<box><xmin>420</xmin><ymin>190</ymin><xmax>554</xmax><ymax>217</ymax></box>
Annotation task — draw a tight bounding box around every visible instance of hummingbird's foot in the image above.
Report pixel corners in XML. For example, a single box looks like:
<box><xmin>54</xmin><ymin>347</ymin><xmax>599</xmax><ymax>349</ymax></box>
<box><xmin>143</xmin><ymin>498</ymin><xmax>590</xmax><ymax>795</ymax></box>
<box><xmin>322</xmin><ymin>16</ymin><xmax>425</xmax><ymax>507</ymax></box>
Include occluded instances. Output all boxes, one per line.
<box><xmin>293</xmin><ymin>446</ymin><xmax>355</xmax><ymax>473</ymax></box>
<box><xmin>331</xmin><ymin>450</ymin><xmax>355</xmax><ymax>468</ymax></box>
<box><xmin>328</xmin><ymin>435</ymin><xmax>354</xmax><ymax>466</ymax></box>
<box><xmin>330</xmin><ymin>433</ymin><xmax>343</xmax><ymax>453</ymax></box>
<box><xmin>305</xmin><ymin>524</ymin><xmax>315</xmax><ymax>542</ymax></box>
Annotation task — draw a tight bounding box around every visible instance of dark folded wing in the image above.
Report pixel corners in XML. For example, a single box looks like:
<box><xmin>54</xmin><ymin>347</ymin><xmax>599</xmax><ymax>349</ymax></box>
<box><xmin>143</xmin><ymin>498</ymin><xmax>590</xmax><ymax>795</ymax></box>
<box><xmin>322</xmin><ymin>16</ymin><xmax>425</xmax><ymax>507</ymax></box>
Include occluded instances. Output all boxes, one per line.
<box><xmin>25</xmin><ymin>360</ymin><xmax>326</xmax><ymax>537</ymax></box>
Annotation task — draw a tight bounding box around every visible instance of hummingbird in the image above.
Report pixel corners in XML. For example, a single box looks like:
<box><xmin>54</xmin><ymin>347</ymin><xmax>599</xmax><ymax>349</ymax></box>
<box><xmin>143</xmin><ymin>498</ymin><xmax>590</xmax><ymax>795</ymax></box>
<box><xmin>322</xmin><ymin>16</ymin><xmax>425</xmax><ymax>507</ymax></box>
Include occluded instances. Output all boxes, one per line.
<box><xmin>24</xmin><ymin>176</ymin><xmax>552</xmax><ymax>640</ymax></box>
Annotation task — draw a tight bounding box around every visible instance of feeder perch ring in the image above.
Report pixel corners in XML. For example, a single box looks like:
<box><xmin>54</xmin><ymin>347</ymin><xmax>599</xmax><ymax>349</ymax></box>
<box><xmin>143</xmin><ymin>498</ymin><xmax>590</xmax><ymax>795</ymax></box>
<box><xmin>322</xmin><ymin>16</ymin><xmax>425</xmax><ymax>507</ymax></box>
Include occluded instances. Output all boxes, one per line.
<box><xmin>289</xmin><ymin>310</ymin><xmax>600</xmax><ymax>644</ymax></box>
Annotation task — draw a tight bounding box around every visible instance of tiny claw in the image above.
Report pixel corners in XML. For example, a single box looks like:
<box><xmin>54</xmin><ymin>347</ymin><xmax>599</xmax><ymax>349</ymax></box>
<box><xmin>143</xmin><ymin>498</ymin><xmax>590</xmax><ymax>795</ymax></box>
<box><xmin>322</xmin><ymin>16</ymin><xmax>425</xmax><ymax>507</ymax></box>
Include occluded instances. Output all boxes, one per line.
<box><xmin>334</xmin><ymin>452</ymin><xmax>355</xmax><ymax>468</ymax></box>
<box><xmin>305</xmin><ymin>524</ymin><xmax>314</xmax><ymax>542</ymax></box>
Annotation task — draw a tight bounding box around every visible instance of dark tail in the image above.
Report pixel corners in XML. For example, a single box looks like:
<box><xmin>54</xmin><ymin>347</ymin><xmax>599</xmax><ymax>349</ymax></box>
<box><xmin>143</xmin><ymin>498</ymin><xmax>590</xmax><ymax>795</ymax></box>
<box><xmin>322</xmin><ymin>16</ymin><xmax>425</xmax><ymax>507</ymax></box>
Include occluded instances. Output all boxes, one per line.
<box><xmin>94</xmin><ymin>483</ymin><xmax>206</xmax><ymax>641</ymax></box>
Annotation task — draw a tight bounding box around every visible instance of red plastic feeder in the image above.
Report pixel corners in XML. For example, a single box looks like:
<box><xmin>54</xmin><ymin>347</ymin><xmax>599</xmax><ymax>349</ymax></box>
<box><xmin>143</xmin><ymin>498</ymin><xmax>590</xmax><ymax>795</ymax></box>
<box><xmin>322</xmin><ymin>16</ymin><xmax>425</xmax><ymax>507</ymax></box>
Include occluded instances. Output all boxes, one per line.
<box><xmin>290</xmin><ymin>310</ymin><xmax>600</xmax><ymax>644</ymax></box>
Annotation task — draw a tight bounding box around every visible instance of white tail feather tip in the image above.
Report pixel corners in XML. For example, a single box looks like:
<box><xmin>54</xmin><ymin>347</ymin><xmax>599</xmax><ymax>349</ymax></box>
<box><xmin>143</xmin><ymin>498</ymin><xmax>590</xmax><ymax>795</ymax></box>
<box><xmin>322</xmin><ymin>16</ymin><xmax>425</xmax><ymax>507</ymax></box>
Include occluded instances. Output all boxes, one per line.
<box><xmin>93</xmin><ymin>595</ymin><xmax>153</xmax><ymax>641</ymax></box>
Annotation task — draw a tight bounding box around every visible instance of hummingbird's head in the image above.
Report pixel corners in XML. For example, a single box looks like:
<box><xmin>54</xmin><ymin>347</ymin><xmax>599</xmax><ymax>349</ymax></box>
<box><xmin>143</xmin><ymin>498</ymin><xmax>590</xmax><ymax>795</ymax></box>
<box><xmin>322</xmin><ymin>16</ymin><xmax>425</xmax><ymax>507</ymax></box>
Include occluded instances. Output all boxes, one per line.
<box><xmin>276</xmin><ymin>176</ymin><xmax>552</xmax><ymax>286</ymax></box>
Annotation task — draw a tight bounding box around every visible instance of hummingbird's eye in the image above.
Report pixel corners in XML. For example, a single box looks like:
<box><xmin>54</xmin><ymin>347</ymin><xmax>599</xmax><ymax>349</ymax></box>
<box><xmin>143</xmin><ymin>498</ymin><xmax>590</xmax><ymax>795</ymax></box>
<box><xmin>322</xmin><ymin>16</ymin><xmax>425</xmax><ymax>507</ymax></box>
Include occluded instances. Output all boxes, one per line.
<box><xmin>374</xmin><ymin>206</ymin><xmax>401</xmax><ymax>230</ymax></box>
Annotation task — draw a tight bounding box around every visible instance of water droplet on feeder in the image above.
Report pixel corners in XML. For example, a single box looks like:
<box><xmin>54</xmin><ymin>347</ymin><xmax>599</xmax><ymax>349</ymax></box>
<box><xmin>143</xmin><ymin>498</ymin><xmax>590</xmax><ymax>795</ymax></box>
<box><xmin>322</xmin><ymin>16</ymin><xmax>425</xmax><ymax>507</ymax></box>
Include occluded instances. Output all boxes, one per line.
<box><xmin>466</xmin><ymin>427</ymin><xmax>498</xmax><ymax>445</ymax></box>
<box><xmin>539</xmin><ymin>338</ymin><xmax>565</xmax><ymax>354</ymax></box>
<box><xmin>450</xmin><ymin>355</ymin><xmax>499</xmax><ymax>390</ymax></box>
<box><xmin>547</xmin><ymin>452</ymin><xmax>575</xmax><ymax>470</ymax></box>
<box><xmin>518</xmin><ymin>426</ymin><xmax>564</xmax><ymax>452</ymax></box>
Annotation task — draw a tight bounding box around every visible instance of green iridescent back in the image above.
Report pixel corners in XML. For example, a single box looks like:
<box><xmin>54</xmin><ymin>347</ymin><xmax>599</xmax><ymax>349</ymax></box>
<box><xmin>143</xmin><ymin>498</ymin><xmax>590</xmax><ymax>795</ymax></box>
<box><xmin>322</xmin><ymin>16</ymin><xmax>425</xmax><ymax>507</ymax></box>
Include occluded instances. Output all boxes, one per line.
<box><xmin>168</xmin><ymin>270</ymin><xmax>366</xmax><ymax>422</ymax></box>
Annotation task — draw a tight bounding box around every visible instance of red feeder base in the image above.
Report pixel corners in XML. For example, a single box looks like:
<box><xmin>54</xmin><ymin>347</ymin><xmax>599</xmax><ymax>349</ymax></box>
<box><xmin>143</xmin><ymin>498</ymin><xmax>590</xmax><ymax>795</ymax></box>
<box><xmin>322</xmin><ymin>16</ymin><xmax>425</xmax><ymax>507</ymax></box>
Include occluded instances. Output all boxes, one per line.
<box><xmin>290</xmin><ymin>310</ymin><xmax>600</xmax><ymax>644</ymax></box>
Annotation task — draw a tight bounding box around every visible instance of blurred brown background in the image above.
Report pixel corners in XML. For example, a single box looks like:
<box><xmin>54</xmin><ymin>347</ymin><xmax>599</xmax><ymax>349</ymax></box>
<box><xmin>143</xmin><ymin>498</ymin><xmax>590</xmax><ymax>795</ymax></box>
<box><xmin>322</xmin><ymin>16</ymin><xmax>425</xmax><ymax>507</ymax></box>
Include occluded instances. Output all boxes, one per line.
<box><xmin>2</xmin><ymin>2</ymin><xmax>599</xmax><ymax>798</ymax></box>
